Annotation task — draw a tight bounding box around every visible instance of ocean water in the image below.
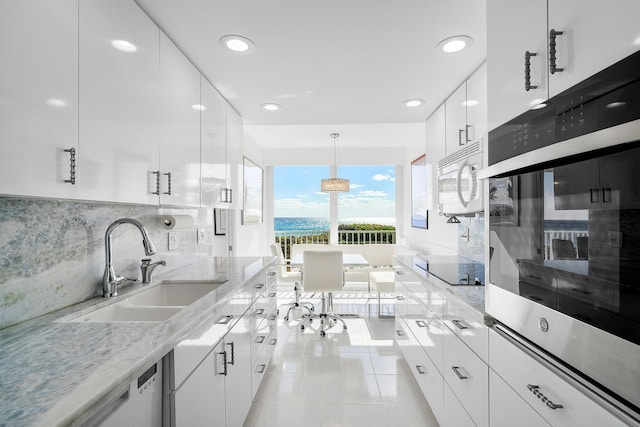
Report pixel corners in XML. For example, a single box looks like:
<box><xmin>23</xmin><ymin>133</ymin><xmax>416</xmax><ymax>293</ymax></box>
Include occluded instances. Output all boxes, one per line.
<box><xmin>544</xmin><ymin>219</ymin><xmax>588</xmax><ymax>231</ymax></box>
<box><xmin>274</xmin><ymin>217</ymin><xmax>395</xmax><ymax>231</ymax></box>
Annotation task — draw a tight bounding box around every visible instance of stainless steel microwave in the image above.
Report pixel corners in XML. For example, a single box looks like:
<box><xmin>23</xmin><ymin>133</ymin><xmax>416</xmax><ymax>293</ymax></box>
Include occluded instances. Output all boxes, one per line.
<box><xmin>437</xmin><ymin>140</ymin><xmax>483</xmax><ymax>217</ymax></box>
<box><xmin>484</xmin><ymin>48</ymin><xmax>640</xmax><ymax>421</ymax></box>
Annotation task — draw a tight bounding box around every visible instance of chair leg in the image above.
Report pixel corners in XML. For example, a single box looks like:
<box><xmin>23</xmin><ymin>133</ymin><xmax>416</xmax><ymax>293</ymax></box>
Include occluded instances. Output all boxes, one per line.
<box><xmin>279</xmin><ymin>282</ymin><xmax>314</xmax><ymax>321</ymax></box>
<box><xmin>300</xmin><ymin>292</ymin><xmax>347</xmax><ymax>336</ymax></box>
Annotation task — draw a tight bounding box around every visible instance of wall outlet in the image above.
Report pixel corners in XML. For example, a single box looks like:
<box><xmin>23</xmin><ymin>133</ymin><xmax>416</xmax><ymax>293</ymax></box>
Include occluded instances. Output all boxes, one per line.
<box><xmin>168</xmin><ymin>232</ymin><xmax>178</xmax><ymax>251</ymax></box>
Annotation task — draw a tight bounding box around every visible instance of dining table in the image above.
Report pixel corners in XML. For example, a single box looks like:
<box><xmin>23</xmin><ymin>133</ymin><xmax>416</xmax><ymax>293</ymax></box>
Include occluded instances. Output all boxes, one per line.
<box><xmin>289</xmin><ymin>253</ymin><xmax>370</xmax><ymax>268</ymax></box>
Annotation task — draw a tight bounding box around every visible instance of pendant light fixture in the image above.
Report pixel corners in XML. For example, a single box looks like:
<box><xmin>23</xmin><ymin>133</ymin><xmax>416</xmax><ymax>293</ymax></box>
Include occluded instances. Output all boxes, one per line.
<box><xmin>321</xmin><ymin>133</ymin><xmax>350</xmax><ymax>193</ymax></box>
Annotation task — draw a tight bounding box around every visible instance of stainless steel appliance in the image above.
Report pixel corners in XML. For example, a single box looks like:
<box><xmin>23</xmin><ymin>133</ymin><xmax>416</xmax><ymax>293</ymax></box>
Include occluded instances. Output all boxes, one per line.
<box><xmin>437</xmin><ymin>140</ymin><xmax>484</xmax><ymax>217</ymax></box>
<box><xmin>484</xmin><ymin>48</ymin><xmax>640</xmax><ymax>422</ymax></box>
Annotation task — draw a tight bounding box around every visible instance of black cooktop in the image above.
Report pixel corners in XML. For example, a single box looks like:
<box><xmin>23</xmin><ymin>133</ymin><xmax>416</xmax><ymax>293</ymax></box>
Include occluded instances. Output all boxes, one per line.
<box><xmin>414</xmin><ymin>257</ymin><xmax>484</xmax><ymax>286</ymax></box>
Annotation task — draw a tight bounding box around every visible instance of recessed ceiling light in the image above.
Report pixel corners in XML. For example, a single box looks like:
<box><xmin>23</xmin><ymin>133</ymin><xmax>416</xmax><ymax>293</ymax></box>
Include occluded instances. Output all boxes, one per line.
<box><xmin>403</xmin><ymin>99</ymin><xmax>424</xmax><ymax>107</ymax></box>
<box><xmin>111</xmin><ymin>40</ymin><xmax>137</xmax><ymax>53</ymax></box>
<box><xmin>191</xmin><ymin>104</ymin><xmax>207</xmax><ymax>111</ymax></box>
<box><xmin>437</xmin><ymin>35</ymin><xmax>473</xmax><ymax>53</ymax></box>
<box><xmin>462</xmin><ymin>100</ymin><xmax>479</xmax><ymax>107</ymax></box>
<box><xmin>261</xmin><ymin>103</ymin><xmax>281</xmax><ymax>111</ymax></box>
<box><xmin>219</xmin><ymin>35</ymin><xmax>255</xmax><ymax>53</ymax></box>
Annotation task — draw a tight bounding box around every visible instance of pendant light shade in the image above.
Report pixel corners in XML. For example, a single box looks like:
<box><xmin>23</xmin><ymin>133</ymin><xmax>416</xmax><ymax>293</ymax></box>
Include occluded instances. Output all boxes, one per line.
<box><xmin>321</xmin><ymin>133</ymin><xmax>350</xmax><ymax>193</ymax></box>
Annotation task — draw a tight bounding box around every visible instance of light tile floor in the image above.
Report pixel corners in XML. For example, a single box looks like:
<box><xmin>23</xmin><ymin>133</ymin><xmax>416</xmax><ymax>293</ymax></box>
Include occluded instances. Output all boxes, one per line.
<box><xmin>243</xmin><ymin>293</ymin><xmax>440</xmax><ymax>427</ymax></box>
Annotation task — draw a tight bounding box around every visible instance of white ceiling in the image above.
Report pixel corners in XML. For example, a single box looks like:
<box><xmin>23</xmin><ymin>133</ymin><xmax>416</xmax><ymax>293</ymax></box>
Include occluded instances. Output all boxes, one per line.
<box><xmin>135</xmin><ymin>0</ymin><xmax>486</xmax><ymax>148</ymax></box>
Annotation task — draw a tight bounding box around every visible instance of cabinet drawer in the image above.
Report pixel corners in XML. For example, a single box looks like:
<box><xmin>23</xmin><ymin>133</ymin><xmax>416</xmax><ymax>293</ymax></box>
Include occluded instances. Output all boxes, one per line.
<box><xmin>443</xmin><ymin>296</ymin><xmax>488</xmax><ymax>362</ymax></box>
<box><xmin>489</xmin><ymin>329</ymin><xmax>627</xmax><ymax>427</ymax></box>
<box><xmin>405</xmin><ymin>305</ymin><xmax>446</xmax><ymax>374</ymax></box>
<box><xmin>251</xmin><ymin>322</ymin><xmax>274</xmax><ymax>366</ymax></box>
<box><xmin>251</xmin><ymin>325</ymin><xmax>276</xmax><ymax>400</ymax></box>
<box><xmin>443</xmin><ymin>381</ymin><xmax>476</xmax><ymax>427</ymax></box>
<box><xmin>443</xmin><ymin>331</ymin><xmax>489</xmax><ymax>427</ymax></box>
<box><xmin>490</xmin><ymin>369</ymin><xmax>551</xmax><ymax>427</ymax></box>
<box><xmin>396</xmin><ymin>318</ymin><xmax>444</xmax><ymax>420</ymax></box>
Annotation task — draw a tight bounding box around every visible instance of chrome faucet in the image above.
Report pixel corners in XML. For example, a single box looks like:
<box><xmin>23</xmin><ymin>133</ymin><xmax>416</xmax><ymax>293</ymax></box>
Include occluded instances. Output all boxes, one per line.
<box><xmin>141</xmin><ymin>258</ymin><xmax>166</xmax><ymax>284</ymax></box>
<box><xmin>103</xmin><ymin>218</ymin><xmax>157</xmax><ymax>297</ymax></box>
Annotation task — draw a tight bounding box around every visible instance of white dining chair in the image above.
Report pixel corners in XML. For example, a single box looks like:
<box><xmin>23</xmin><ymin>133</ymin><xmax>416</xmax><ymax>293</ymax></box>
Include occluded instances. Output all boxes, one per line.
<box><xmin>299</xmin><ymin>250</ymin><xmax>347</xmax><ymax>337</ymax></box>
<box><xmin>270</xmin><ymin>243</ymin><xmax>314</xmax><ymax>320</ymax></box>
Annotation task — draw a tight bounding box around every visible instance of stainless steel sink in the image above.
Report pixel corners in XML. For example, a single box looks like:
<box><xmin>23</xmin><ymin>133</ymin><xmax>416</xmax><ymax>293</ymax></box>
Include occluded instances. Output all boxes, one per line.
<box><xmin>62</xmin><ymin>280</ymin><xmax>227</xmax><ymax>323</ymax></box>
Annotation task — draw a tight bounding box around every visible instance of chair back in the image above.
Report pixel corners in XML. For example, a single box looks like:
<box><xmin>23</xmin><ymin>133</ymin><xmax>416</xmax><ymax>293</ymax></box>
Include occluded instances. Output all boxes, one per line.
<box><xmin>302</xmin><ymin>250</ymin><xmax>344</xmax><ymax>292</ymax></box>
<box><xmin>552</xmin><ymin>239</ymin><xmax>576</xmax><ymax>259</ymax></box>
<box><xmin>577</xmin><ymin>236</ymin><xmax>589</xmax><ymax>259</ymax></box>
<box><xmin>271</xmin><ymin>243</ymin><xmax>300</xmax><ymax>282</ymax></box>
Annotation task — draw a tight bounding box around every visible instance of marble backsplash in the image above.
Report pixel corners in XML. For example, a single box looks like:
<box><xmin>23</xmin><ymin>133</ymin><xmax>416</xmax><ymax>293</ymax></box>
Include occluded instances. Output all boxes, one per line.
<box><xmin>0</xmin><ymin>198</ymin><xmax>217</xmax><ymax>329</ymax></box>
<box><xmin>457</xmin><ymin>214</ymin><xmax>485</xmax><ymax>264</ymax></box>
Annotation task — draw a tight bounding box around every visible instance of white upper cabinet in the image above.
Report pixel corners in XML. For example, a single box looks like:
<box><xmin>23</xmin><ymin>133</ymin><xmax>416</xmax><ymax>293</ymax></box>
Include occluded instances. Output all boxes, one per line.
<box><xmin>200</xmin><ymin>77</ymin><xmax>228</xmax><ymax>208</ymax></box>
<box><xmin>445</xmin><ymin>83</ymin><xmax>468</xmax><ymax>155</ymax></box>
<box><xmin>466</xmin><ymin>63</ymin><xmax>488</xmax><ymax>142</ymax></box>
<box><xmin>487</xmin><ymin>0</ymin><xmax>547</xmax><ymax>132</ymax></box>
<box><xmin>547</xmin><ymin>0</ymin><xmax>640</xmax><ymax>97</ymax></box>
<box><xmin>0</xmin><ymin>0</ymin><xmax>79</xmax><ymax>199</ymax></box>
<box><xmin>78</xmin><ymin>0</ymin><xmax>159</xmax><ymax>204</ymax></box>
<box><xmin>226</xmin><ymin>105</ymin><xmax>243</xmax><ymax>209</ymax></box>
<box><xmin>488</xmin><ymin>0</ymin><xmax>640</xmax><ymax>130</ymax></box>
<box><xmin>158</xmin><ymin>33</ymin><xmax>201</xmax><ymax>207</ymax></box>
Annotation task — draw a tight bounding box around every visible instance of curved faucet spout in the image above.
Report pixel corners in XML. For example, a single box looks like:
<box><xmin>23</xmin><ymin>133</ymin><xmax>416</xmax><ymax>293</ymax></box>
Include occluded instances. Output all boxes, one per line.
<box><xmin>103</xmin><ymin>218</ymin><xmax>157</xmax><ymax>297</ymax></box>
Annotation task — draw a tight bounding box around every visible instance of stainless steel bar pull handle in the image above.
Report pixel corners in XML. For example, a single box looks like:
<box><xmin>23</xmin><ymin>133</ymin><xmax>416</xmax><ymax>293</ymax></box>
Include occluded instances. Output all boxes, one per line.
<box><xmin>451</xmin><ymin>366</ymin><xmax>468</xmax><ymax>380</ymax></box>
<box><xmin>416</xmin><ymin>365</ymin><xmax>427</xmax><ymax>375</ymax></box>
<box><xmin>527</xmin><ymin>384</ymin><xmax>563</xmax><ymax>410</ymax></box>
<box><xmin>226</xmin><ymin>342</ymin><xmax>235</xmax><ymax>365</ymax></box>
<box><xmin>255</xmin><ymin>335</ymin><xmax>266</xmax><ymax>344</ymax></box>
<box><xmin>524</xmin><ymin>51</ymin><xmax>538</xmax><ymax>91</ymax></box>
<box><xmin>256</xmin><ymin>364</ymin><xmax>266</xmax><ymax>374</ymax></box>
<box><xmin>458</xmin><ymin>129</ymin><xmax>465</xmax><ymax>146</ymax></box>
<box><xmin>152</xmin><ymin>171</ymin><xmax>160</xmax><ymax>195</ymax></box>
<box><xmin>163</xmin><ymin>172</ymin><xmax>172</xmax><ymax>195</ymax></box>
<box><xmin>465</xmin><ymin>124</ymin><xmax>471</xmax><ymax>143</ymax></box>
<box><xmin>220</xmin><ymin>351</ymin><xmax>228</xmax><ymax>376</ymax></box>
<box><xmin>64</xmin><ymin>148</ymin><xmax>76</xmax><ymax>185</ymax></box>
<box><xmin>416</xmin><ymin>320</ymin><xmax>427</xmax><ymax>328</ymax></box>
<box><xmin>549</xmin><ymin>29</ymin><xmax>564</xmax><ymax>74</ymax></box>
<box><xmin>590</xmin><ymin>188</ymin><xmax>599</xmax><ymax>203</ymax></box>
<box><xmin>396</xmin><ymin>329</ymin><xmax>404</xmax><ymax>337</ymax></box>
<box><xmin>452</xmin><ymin>319</ymin><xmax>468</xmax><ymax>330</ymax></box>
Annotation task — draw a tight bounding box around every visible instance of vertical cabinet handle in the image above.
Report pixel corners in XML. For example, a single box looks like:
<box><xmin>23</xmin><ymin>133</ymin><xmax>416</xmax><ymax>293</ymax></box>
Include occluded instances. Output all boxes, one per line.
<box><xmin>590</xmin><ymin>188</ymin><xmax>600</xmax><ymax>203</ymax></box>
<box><xmin>152</xmin><ymin>171</ymin><xmax>160</xmax><ymax>195</ymax></box>
<box><xmin>458</xmin><ymin>129</ymin><xmax>465</xmax><ymax>146</ymax></box>
<box><xmin>451</xmin><ymin>366</ymin><xmax>468</xmax><ymax>380</ymax></box>
<box><xmin>64</xmin><ymin>148</ymin><xmax>76</xmax><ymax>185</ymax></box>
<box><xmin>163</xmin><ymin>172</ymin><xmax>172</xmax><ymax>195</ymax></box>
<box><xmin>226</xmin><ymin>342</ymin><xmax>235</xmax><ymax>365</ymax></box>
<box><xmin>465</xmin><ymin>124</ymin><xmax>471</xmax><ymax>143</ymax></box>
<box><xmin>524</xmin><ymin>51</ymin><xmax>538</xmax><ymax>91</ymax></box>
<box><xmin>549</xmin><ymin>29</ymin><xmax>564</xmax><ymax>74</ymax></box>
<box><xmin>219</xmin><ymin>351</ymin><xmax>228</xmax><ymax>376</ymax></box>
<box><xmin>602</xmin><ymin>188</ymin><xmax>611</xmax><ymax>203</ymax></box>
<box><xmin>527</xmin><ymin>384</ymin><xmax>564</xmax><ymax>410</ymax></box>
<box><xmin>220</xmin><ymin>188</ymin><xmax>233</xmax><ymax>203</ymax></box>
<box><xmin>227</xmin><ymin>188</ymin><xmax>232</xmax><ymax>203</ymax></box>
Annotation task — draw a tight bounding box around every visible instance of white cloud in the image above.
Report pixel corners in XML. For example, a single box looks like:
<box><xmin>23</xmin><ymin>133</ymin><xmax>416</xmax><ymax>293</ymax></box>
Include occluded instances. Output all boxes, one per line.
<box><xmin>372</xmin><ymin>173</ymin><xmax>395</xmax><ymax>182</ymax></box>
<box><xmin>358</xmin><ymin>190</ymin><xmax>388</xmax><ymax>197</ymax></box>
<box><xmin>349</xmin><ymin>183</ymin><xmax>365</xmax><ymax>189</ymax></box>
<box><xmin>296</xmin><ymin>194</ymin><xmax>308</xmax><ymax>198</ymax></box>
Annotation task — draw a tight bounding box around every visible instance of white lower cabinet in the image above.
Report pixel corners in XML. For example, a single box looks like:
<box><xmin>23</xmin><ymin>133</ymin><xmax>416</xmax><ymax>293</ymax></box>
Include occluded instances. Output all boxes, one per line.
<box><xmin>173</xmin><ymin>342</ymin><xmax>226</xmax><ymax>427</ymax></box>
<box><xmin>167</xmin><ymin>266</ymin><xmax>276</xmax><ymax>427</ymax></box>
<box><xmin>489</xmin><ymin>329</ymin><xmax>627</xmax><ymax>427</ymax></box>
<box><xmin>489</xmin><ymin>369</ymin><xmax>550</xmax><ymax>427</ymax></box>
<box><xmin>442</xmin><ymin>382</ymin><xmax>476</xmax><ymax>427</ymax></box>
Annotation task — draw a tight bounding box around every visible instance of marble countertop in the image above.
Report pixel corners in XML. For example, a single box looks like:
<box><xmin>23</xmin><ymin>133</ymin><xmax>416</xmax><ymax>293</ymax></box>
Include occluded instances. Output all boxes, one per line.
<box><xmin>0</xmin><ymin>256</ymin><xmax>274</xmax><ymax>427</ymax></box>
<box><xmin>395</xmin><ymin>255</ymin><xmax>487</xmax><ymax>323</ymax></box>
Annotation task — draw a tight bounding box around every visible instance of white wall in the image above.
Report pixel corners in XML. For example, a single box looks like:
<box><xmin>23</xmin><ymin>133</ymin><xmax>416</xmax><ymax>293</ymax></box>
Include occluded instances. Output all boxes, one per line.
<box><xmin>400</xmin><ymin>105</ymin><xmax>459</xmax><ymax>255</ymax></box>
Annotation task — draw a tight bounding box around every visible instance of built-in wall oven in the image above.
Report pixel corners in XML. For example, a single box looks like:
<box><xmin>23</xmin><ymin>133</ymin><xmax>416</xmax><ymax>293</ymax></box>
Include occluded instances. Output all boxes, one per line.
<box><xmin>483</xmin><ymin>48</ymin><xmax>640</xmax><ymax>423</ymax></box>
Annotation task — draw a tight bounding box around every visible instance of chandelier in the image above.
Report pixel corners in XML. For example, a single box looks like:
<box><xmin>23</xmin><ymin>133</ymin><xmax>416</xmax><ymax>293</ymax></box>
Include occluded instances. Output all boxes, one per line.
<box><xmin>321</xmin><ymin>133</ymin><xmax>350</xmax><ymax>193</ymax></box>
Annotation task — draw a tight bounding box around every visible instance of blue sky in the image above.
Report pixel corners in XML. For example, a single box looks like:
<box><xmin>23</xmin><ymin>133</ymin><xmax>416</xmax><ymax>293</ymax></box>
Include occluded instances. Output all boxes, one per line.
<box><xmin>274</xmin><ymin>165</ymin><xmax>396</xmax><ymax>222</ymax></box>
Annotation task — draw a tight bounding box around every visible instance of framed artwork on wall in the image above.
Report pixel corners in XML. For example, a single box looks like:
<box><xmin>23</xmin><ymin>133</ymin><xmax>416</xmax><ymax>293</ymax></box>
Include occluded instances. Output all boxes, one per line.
<box><xmin>242</xmin><ymin>157</ymin><xmax>263</xmax><ymax>224</ymax></box>
<box><xmin>214</xmin><ymin>208</ymin><xmax>228</xmax><ymax>235</ymax></box>
<box><xmin>411</xmin><ymin>154</ymin><xmax>428</xmax><ymax>229</ymax></box>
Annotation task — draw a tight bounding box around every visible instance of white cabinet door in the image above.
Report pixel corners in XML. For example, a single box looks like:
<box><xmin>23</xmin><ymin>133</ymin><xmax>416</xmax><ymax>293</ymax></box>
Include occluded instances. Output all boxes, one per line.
<box><xmin>158</xmin><ymin>32</ymin><xmax>201</xmax><ymax>207</ymax></box>
<box><xmin>487</xmin><ymin>0</ymin><xmax>548</xmax><ymax>131</ymax></box>
<box><xmin>548</xmin><ymin>0</ymin><xmax>640</xmax><ymax>97</ymax></box>
<box><xmin>226</xmin><ymin>105</ymin><xmax>243</xmax><ymax>209</ymax></box>
<box><xmin>200</xmin><ymin>77</ymin><xmax>228</xmax><ymax>207</ymax></box>
<box><xmin>443</xmin><ymin>332</ymin><xmax>489</xmax><ymax>427</ymax></box>
<box><xmin>173</xmin><ymin>343</ymin><xmax>226</xmax><ymax>427</ymax></box>
<box><xmin>0</xmin><ymin>0</ymin><xmax>79</xmax><ymax>199</ymax></box>
<box><xmin>442</xmin><ymin>382</ymin><xmax>476</xmax><ymax>427</ymax></box>
<box><xmin>489</xmin><ymin>370</ymin><xmax>551</xmax><ymax>427</ymax></box>
<box><xmin>224</xmin><ymin>309</ymin><xmax>252</xmax><ymax>427</ymax></box>
<box><xmin>445</xmin><ymin>83</ymin><xmax>468</xmax><ymax>154</ymax></box>
<box><xmin>466</xmin><ymin>63</ymin><xmax>488</xmax><ymax>141</ymax></box>
<box><xmin>78</xmin><ymin>0</ymin><xmax>159</xmax><ymax>204</ymax></box>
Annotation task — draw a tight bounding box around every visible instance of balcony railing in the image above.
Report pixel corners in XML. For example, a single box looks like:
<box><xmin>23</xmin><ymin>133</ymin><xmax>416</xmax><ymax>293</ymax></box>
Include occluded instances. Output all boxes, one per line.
<box><xmin>275</xmin><ymin>229</ymin><xmax>396</xmax><ymax>260</ymax></box>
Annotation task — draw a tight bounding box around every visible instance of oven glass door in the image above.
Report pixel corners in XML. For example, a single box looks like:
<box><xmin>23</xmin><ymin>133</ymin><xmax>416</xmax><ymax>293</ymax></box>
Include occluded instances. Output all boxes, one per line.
<box><xmin>489</xmin><ymin>142</ymin><xmax>640</xmax><ymax>347</ymax></box>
